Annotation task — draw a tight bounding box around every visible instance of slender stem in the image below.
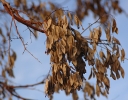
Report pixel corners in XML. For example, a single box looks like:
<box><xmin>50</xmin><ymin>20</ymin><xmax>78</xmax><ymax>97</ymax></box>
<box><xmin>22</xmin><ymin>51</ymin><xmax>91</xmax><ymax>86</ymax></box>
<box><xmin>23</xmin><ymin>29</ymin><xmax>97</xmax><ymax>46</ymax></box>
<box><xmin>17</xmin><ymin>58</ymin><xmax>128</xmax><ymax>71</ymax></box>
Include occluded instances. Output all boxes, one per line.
<box><xmin>81</xmin><ymin>18</ymin><xmax>100</xmax><ymax>34</ymax></box>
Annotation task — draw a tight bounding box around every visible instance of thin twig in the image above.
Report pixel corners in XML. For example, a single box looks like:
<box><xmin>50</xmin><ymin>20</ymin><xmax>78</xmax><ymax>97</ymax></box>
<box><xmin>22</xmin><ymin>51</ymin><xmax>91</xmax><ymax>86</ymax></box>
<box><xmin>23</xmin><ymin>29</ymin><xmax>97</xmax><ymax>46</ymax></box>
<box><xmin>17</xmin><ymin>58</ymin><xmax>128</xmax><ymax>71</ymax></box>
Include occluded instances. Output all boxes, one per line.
<box><xmin>7</xmin><ymin>17</ymin><xmax>13</xmax><ymax>68</ymax></box>
<box><xmin>26</xmin><ymin>49</ymin><xmax>42</xmax><ymax>63</ymax></box>
<box><xmin>14</xmin><ymin>81</ymin><xmax>45</xmax><ymax>89</ymax></box>
<box><xmin>87</xmin><ymin>41</ymin><xmax>109</xmax><ymax>45</ymax></box>
<box><xmin>81</xmin><ymin>18</ymin><xmax>100</xmax><ymax>34</ymax></box>
<box><xmin>27</xmin><ymin>27</ymin><xmax>33</xmax><ymax>43</ymax></box>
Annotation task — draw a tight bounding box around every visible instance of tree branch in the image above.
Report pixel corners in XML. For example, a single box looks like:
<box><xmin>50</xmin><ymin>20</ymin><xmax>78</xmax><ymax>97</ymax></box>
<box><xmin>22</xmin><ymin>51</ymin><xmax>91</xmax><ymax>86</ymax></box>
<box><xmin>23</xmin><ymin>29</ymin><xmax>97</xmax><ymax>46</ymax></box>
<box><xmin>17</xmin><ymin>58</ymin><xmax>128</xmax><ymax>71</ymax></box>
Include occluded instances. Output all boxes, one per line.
<box><xmin>1</xmin><ymin>0</ymin><xmax>46</xmax><ymax>34</ymax></box>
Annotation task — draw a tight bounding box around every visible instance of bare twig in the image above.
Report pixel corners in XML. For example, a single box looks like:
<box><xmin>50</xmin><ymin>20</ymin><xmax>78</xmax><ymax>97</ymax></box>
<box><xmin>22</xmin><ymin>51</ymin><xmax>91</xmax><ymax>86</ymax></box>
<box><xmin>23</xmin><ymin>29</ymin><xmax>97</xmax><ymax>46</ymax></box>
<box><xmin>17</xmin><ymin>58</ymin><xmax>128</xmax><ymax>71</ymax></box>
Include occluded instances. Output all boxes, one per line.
<box><xmin>14</xmin><ymin>80</ymin><xmax>45</xmax><ymax>89</ymax></box>
<box><xmin>81</xmin><ymin>18</ymin><xmax>100</xmax><ymax>34</ymax></box>
<box><xmin>26</xmin><ymin>49</ymin><xmax>42</xmax><ymax>63</ymax></box>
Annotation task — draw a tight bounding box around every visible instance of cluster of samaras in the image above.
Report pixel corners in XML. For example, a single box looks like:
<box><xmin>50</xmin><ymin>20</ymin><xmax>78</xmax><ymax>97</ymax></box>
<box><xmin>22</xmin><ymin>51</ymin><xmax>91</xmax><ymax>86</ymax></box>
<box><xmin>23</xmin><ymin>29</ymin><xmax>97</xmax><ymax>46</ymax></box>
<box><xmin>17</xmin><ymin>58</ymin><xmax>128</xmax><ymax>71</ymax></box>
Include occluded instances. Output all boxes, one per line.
<box><xmin>43</xmin><ymin>12</ymin><xmax>125</xmax><ymax>98</ymax></box>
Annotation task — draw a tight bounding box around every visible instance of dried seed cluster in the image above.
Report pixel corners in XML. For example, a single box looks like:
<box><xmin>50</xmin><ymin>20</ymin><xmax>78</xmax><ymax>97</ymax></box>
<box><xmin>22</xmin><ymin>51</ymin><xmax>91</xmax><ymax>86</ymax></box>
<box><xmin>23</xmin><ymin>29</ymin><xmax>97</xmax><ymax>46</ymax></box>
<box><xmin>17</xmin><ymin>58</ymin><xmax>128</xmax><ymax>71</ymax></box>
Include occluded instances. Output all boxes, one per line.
<box><xmin>43</xmin><ymin>12</ymin><xmax>125</xmax><ymax>99</ymax></box>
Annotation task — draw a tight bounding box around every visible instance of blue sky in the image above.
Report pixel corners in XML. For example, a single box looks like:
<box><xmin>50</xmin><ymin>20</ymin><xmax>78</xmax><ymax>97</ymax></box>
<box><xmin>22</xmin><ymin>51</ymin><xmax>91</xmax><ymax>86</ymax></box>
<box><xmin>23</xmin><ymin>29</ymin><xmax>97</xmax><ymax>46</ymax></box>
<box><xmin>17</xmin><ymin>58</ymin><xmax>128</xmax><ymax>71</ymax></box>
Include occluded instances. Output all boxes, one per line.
<box><xmin>4</xmin><ymin>0</ymin><xmax>128</xmax><ymax>100</ymax></box>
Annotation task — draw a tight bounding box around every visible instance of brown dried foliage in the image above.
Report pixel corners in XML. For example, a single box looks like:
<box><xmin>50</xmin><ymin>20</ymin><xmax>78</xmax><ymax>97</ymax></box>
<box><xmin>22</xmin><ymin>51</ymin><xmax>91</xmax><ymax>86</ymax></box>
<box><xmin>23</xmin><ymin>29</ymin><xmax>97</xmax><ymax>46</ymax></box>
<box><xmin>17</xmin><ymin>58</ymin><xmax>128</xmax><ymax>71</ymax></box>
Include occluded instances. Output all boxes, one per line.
<box><xmin>0</xmin><ymin>0</ymin><xmax>127</xmax><ymax>100</ymax></box>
